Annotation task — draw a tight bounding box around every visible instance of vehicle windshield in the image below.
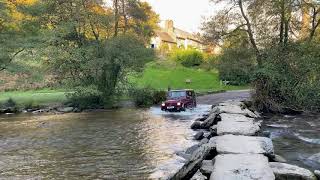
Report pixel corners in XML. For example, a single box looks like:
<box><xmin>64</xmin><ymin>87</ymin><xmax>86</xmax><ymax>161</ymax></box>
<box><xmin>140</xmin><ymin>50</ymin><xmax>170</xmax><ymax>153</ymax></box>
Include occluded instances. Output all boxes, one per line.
<box><xmin>168</xmin><ymin>91</ymin><xmax>186</xmax><ymax>98</ymax></box>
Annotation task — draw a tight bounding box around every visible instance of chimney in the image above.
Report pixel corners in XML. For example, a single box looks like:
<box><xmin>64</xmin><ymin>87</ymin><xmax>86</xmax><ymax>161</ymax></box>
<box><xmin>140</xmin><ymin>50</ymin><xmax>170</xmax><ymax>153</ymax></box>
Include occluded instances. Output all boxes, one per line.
<box><xmin>165</xmin><ymin>20</ymin><xmax>174</xmax><ymax>34</ymax></box>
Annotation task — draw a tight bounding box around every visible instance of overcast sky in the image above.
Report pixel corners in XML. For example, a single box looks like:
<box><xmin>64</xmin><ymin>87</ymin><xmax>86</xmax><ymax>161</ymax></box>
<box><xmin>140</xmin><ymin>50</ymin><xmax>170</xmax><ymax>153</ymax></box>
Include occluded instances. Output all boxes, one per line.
<box><xmin>144</xmin><ymin>0</ymin><xmax>220</xmax><ymax>33</ymax></box>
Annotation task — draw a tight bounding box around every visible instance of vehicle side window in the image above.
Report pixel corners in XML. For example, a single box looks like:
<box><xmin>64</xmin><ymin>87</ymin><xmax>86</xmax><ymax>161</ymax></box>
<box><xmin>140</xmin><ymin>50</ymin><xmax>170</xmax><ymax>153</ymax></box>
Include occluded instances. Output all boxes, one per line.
<box><xmin>187</xmin><ymin>91</ymin><xmax>192</xmax><ymax>97</ymax></box>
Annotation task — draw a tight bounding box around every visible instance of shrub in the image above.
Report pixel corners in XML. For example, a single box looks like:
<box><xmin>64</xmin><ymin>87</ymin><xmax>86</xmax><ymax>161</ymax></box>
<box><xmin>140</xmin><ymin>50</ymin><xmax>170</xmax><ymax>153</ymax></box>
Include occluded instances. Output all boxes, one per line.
<box><xmin>201</xmin><ymin>55</ymin><xmax>219</xmax><ymax>71</ymax></box>
<box><xmin>152</xmin><ymin>90</ymin><xmax>167</xmax><ymax>104</ymax></box>
<box><xmin>67</xmin><ymin>85</ymin><xmax>104</xmax><ymax>109</ymax></box>
<box><xmin>217</xmin><ymin>47</ymin><xmax>256</xmax><ymax>85</ymax></box>
<box><xmin>3</xmin><ymin>98</ymin><xmax>16</xmax><ymax>108</ymax></box>
<box><xmin>129</xmin><ymin>87</ymin><xmax>167</xmax><ymax>107</ymax></box>
<box><xmin>170</xmin><ymin>49</ymin><xmax>204</xmax><ymax>67</ymax></box>
<box><xmin>253</xmin><ymin>42</ymin><xmax>320</xmax><ymax>112</ymax></box>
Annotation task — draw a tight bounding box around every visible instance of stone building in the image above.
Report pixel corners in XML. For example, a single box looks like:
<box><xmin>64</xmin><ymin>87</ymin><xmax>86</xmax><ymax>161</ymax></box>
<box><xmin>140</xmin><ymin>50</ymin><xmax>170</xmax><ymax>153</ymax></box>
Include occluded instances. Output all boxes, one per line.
<box><xmin>151</xmin><ymin>20</ymin><xmax>209</xmax><ymax>52</ymax></box>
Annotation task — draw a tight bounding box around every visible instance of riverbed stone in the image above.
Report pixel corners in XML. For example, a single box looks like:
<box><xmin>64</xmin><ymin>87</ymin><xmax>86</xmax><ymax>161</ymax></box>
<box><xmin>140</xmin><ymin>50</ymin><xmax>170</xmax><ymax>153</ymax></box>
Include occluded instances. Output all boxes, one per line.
<box><xmin>272</xmin><ymin>154</ymin><xmax>287</xmax><ymax>163</ymax></box>
<box><xmin>57</xmin><ymin>107</ymin><xmax>74</xmax><ymax>113</ymax></box>
<box><xmin>211</xmin><ymin>104</ymin><xmax>258</xmax><ymax>118</ymax></box>
<box><xmin>194</xmin><ymin>131</ymin><xmax>204</xmax><ymax>140</ymax></box>
<box><xmin>191</xmin><ymin>170</ymin><xmax>207</xmax><ymax>180</ymax></box>
<box><xmin>210</xmin><ymin>154</ymin><xmax>275</xmax><ymax>180</ymax></box>
<box><xmin>200</xmin><ymin>113</ymin><xmax>217</xmax><ymax>129</ymax></box>
<box><xmin>308</xmin><ymin>153</ymin><xmax>320</xmax><ymax>165</ymax></box>
<box><xmin>213</xmin><ymin>134</ymin><xmax>274</xmax><ymax>155</ymax></box>
<box><xmin>314</xmin><ymin>170</ymin><xmax>320</xmax><ymax>179</ymax></box>
<box><xmin>200</xmin><ymin>160</ymin><xmax>214</xmax><ymax>177</ymax></box>
<box><xmin>170</xmin><ymin>143</ymin><xmax>216</xmax><ymax>180</ymax></box>
<box><xmin>217</xmin><ymin>120</ymin><xmax>260</xmax><ymax>136</ymax></box>
<box><xmin>199</xmin><ymin>138</ymin><xmax>209</xmax><ymax>145</ymax></box>
<box><xmin>270</xmin><ymin>162</ymin><xmax>317</xmax><ymax>180</ymax></box>
<box><xmin>186</xmin><ymin>144</ymin><xmax>200</xmax><ymax>154</ymax></box>
<box><xmin>191</xmin><ymin>121</ymin><xmax>202</xmax><ymax>129</ymax></box>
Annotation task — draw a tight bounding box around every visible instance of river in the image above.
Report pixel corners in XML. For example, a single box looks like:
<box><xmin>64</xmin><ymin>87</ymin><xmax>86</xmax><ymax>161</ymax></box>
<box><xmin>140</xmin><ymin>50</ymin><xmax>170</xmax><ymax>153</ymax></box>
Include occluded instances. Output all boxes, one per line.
<box><xmin>263</xmin><ymin>113</ymin><xmax>320</xmax><ymax>171</ymax></box>
<box><xmin>0</xmin><ymin>105</ymin><xmax>210</xmax><ymax>179</ymax></box>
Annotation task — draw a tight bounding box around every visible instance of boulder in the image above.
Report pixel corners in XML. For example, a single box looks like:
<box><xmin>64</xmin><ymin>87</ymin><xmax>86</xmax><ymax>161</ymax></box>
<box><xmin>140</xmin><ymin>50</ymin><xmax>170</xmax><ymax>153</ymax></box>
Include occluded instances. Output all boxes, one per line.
<box><xmin>211</xmin><ymin>105</ymin><xmax>258</xmax><ymax>118</ymax></box>
<box><xmin>170</xmin><ymin>143</ymin><xmax>216</xmax><ymax>180</ymax></box>
<box><xmin>209</xmin><ymin>125</ymin><xmax>218</xmax><ymax>137</ymax></box>
<box><xmin>271</xmin><ymin>154</ymin><xmax>287</xmax><ymax>163</ymax></box>
<box><xmin>210</xmin><ymin>154</ymin><xmax>275</xmax><ymax>180</ymax></box>
<box><xmin>194</xmin><ymin>131</ymin><xmax>204</xmax><ymax>140</ymax></box>
<box><xmin>200</xmin><ymin>113</ymin><xmax>217</xmax><ymax>129</ymax></box>
<box><xmin>199</xmin><ymin>138</ymin><xmax>209</xmax><ymax>145</ymax></box>
<box><xmin>262</xmin><ymin>131</ymin><xmax>271</xmax><ymax>138</ymax></box>
<box><xmin>308</xmin><ymin>153</ymin><xmax>320</xmax><ymax>165</ymax></box>
<box><xmin>186</xmin><ymin>144</ymin><xmax>200</xmax><ymax>155</ymax></box>
<box><xmin>196</xmin><ymin>117</ymin><xmax>207</xmax><ymax>122</ymax></box>
<box><xmin>57</xmin><ymin>107</ymin><xmax>74</xmax><ymax>113</ymax></box>
<box><xmin>191</xmin><ymin>170</ymin><xmax>207</xmax><ymax>180</ymax></box>
<box><xmin>270</xmin><ymin>162</ymin><xmax>317</xmax><ymax>180</ymax></box>
<box><xmin>213</xmin><ymin>134</ymin><xmax>274</xmax><ymax>156</ymax></box>
<box><xmin>314</xmin><ymin>170</ymin><xmax>320</xmax><ymax>179</ymax></box>
<box><xmin>191</xmin><ymin>121</ymin><xmax>202</xmax><ymax>129</ymax></box>
<box><xmin>176</xmin><ymin>151</ymin><xmax>191</xmax><ymax>160</ymax></box>
<box><xmin>217</xmin><ymin>120</ymin><xmax>260</xmax><ymax>136</ymax></box>
<box><xmin>200</xmin><ymin>160</ymin><xmax>214</xmax><ymax>177</ymax></box>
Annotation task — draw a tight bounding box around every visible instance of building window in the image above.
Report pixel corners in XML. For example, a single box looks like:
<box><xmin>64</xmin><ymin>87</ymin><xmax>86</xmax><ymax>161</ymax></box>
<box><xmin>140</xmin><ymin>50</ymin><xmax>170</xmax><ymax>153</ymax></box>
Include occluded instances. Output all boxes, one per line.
<box><xmin>151</xmin><ymin>44</ymin><xmax>155</xmax><ymax>48</ymax></box>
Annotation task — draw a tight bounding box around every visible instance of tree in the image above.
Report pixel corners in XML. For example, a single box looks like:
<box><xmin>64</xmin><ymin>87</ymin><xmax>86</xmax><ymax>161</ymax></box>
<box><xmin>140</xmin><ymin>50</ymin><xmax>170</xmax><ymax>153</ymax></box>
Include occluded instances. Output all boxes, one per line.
<box><xmin>0</xmin><ymin>0</ymin><xmax>39</xmax><ymax>70</ymax></box>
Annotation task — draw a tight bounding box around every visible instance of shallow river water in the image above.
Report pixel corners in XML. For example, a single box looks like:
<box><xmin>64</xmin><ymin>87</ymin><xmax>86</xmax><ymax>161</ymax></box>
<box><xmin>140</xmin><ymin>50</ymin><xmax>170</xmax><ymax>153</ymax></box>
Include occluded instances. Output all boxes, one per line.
<box><xmin>262</xmin><ymin>113</ymin><xmax>320</xmax><ymax>170</ymax></box>
<box><xmin>0</xmin><ymin>105</ymin><xmax>210</xmax><ymax>179</ymax></box>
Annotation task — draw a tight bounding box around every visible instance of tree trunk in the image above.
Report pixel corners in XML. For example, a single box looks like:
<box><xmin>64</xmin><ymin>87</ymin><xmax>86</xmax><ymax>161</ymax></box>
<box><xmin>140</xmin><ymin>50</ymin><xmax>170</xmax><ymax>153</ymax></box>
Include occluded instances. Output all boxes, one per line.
<box><xmin>114</xmin><ymin>0</ymin><xmax>119</xmax><ymax>37</ymax></box>
<box><xmin>121</xmin><ymin>0</ymin><xmax>128</xmax><ymax>33</ymax></box>
<box><xmin>279</xmin><ymin>0</ymin><xmax>285</xmax><ymax>44</ymax></box>
<box><xmin>238</xmin><ymin>0</ymin><xmax>261</xmax><ymax>66</ymax></box>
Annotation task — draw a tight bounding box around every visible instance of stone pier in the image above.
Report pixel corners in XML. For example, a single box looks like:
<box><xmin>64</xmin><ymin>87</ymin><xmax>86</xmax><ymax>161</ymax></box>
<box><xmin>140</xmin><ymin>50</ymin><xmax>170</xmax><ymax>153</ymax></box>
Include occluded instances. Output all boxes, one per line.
<box><xmin>169</xmin><ymin>101</ymin><xmax>317</xmax><ymax>180</ymax></box>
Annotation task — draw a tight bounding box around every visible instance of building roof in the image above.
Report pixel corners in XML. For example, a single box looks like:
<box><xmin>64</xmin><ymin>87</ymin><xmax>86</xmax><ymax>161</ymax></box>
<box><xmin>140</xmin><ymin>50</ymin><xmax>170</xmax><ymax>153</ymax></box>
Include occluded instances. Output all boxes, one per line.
<box><xmin>155</xmin><ymin>30</ymin><xmax>176</xmax><ymax>43</ymax></box>
<box><xmin>174</xmin><ymin>28</ymin><xmax>202</xmax><ymax>43</ymax></box>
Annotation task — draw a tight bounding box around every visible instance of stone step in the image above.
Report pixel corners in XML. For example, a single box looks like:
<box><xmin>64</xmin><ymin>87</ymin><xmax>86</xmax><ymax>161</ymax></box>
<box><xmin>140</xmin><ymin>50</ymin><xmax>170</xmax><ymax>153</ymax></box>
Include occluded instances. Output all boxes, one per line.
<box><xmin>210</xmin><ymin>154</ymin><xmax>275</xmax><ymax>180</ymax></box>
<box><xmin>211</xmin><ymin>134</ymin><xmax>274</xmax><ymax>155</ymax></box>
<box><xmin>217</xmin><ymin>120</ymin><xmax>260</xmax><ymax>136</ymax></box>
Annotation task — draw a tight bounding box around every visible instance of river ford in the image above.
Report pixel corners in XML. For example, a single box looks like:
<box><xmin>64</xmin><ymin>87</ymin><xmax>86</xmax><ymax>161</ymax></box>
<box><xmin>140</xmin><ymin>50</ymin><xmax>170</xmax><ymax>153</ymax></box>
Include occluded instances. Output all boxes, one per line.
<box><xmin>0</xmin><ymin>105</ymin><xmax>210</xmax><ymax>179</ymax></box>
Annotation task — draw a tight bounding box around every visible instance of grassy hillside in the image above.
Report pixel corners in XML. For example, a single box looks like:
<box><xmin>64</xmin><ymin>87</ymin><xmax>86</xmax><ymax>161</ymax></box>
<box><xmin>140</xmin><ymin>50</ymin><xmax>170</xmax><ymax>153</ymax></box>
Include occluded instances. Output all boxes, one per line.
<box><xmin>131</xmin><ymin>61</ymin><xmax>248</xmax><ymax>93</ymax></box>
<box><xmin>0</xmin><ymin>60</ymin><xmax>249</xmax><ymax>107</ymax></box>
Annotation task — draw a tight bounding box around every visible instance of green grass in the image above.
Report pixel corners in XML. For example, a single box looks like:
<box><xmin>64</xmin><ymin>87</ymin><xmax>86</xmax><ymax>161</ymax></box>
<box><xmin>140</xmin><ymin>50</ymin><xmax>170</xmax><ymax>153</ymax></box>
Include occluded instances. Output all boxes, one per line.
<box><xmin>0</xmin><ymin>89</ymin><xmax>68</xmax><ymax>106</ymax></box>
<box><xmin>131</xmin><ymin>61</ymin><xmax>249</xmax><ymax>93</ymax></box>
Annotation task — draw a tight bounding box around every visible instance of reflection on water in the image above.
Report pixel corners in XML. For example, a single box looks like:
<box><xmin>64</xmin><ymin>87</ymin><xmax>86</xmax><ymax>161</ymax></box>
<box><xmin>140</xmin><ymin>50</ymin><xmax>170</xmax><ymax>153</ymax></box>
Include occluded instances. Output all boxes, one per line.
<box><xmin>0</xmin><ymin>105</ymin><xmax>210</xmax><ymax>179</ymax></box>
<box><xmin>262</xmin><ymin>113</ymin><xmax>320</xmax><ymax>170</ymax></box>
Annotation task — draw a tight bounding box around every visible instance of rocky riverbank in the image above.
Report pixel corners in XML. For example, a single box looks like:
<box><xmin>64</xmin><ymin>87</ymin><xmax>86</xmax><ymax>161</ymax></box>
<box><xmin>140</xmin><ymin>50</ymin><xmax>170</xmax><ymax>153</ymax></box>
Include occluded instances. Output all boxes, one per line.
<box><xmin>169</xmin><ymin>101</ymin><xmax>319</xmax><ymax>180</ymax></box>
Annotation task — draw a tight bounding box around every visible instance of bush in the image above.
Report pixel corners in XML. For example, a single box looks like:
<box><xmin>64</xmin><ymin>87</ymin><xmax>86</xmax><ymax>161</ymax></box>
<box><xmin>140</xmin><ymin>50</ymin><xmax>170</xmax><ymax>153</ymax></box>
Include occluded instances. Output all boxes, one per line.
<box><xmin>253</xmin><ymin>42</ymin><xmax>320</xmax><ymax>112</ymax></box>
<box><xmin>170</xmin><ymin>49</ymin><xmax>204</xmax><ymax>67</ymax></box>
<box><xmin>3</xmin><ymin>98</ymin><xmax>16</xmax><ymax>108</ymax></box>
<box><xmin>217</xmin><ymin>48</ymin><xmax>256</xmax><ymax>85</ymax></box>
<box><xmin>152</xmin><ymin>90</ymin><xmax>167</xmax><ymax>104</ymax></box>
<box><xmin>201</xmin><ymin>55</ymin><xmax>219</xmax><ymax>71</ymax></box>
<box><xmin>67</xmin><ymin>85</ymin><xmax>104</xmax><ymax>109</ymax></box>
<box><xmin>129</xmin><ymin>87</ymin><xmax>167</xmax><ymax>107</ymax></box>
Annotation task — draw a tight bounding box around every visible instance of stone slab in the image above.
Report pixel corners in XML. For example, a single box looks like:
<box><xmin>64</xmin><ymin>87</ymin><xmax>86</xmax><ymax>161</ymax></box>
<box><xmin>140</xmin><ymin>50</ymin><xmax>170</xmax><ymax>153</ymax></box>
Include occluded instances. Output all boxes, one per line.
<box><xmin>212</xmin><ymin>134</ymin><xmax>274</xmax><ymax>155</ymax></box>
<box><xmin>210</xmin><ymin>154</ymin><xmax>275</xmax><ymax>180</ymax></box>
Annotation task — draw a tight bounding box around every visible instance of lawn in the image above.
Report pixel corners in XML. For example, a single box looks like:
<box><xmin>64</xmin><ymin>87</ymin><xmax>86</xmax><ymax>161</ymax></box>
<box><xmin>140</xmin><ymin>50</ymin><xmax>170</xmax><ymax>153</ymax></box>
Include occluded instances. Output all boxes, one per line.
<box><xmin>131</xmin><ymin>61</ymin><xmax>249</xmax><ymax>93</ymax></box>
<box><xmin>0</xmin><ymin>89</ymin><xmax>68</xmax><ymax>106</ymax></box>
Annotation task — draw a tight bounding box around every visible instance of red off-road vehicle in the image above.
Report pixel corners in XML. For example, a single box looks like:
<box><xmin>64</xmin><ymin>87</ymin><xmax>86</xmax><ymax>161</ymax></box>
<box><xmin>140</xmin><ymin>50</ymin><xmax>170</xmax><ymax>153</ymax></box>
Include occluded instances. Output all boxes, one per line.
<box><xmin>161</xmin><ymin>89</ymin><xmax>197</xmax><ymax>112</ymax></box>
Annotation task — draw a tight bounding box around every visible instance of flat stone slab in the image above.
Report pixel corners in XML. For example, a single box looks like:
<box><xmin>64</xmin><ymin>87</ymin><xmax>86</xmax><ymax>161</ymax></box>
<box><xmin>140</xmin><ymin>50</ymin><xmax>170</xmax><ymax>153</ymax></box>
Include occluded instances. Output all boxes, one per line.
<box><xmin>212</xmin><ymin>135</ymin><xmax>274</xmax><ymax>155</ymax></box>
<box><xmin>210</xmin><ymin>154</ymin><xmax>275</xmax><ymax>180</ymax></box>
<box><xmin>217</xmin><ymin>120</ymin><xmax>260</xmax><ymax>136</ymax></box>
<box><xmin>211</xmin><ymin>105</ymin><xmax>258</xmax><ymax>118</ymax></box>
<box><xmin>270</xmin><ymin>162</ymin><xmax>317</xmax><ymax>180</ymax></box>
<box><xmin>219</xmin><ymin>113</ymin><xmax>255</xmax><ymax>122</ymax></box>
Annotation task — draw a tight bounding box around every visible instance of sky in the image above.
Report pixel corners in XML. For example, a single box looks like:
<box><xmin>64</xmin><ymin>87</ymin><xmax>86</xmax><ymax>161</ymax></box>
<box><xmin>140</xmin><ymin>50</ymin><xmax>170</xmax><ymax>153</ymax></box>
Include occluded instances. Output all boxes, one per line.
<box><xmin>144</xmin><ymin>0</ymin><xmax>220</xmax><ymax>33</ymax></box>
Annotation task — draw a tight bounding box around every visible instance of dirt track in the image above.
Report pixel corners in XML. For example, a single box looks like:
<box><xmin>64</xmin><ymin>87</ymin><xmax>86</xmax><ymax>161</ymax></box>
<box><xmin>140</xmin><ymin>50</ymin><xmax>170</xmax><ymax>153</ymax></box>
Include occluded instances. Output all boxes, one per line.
<box><xmin>197</xmin><ymin>90</ymin><xmax>252</xmax><ymax>105</ymax></box>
